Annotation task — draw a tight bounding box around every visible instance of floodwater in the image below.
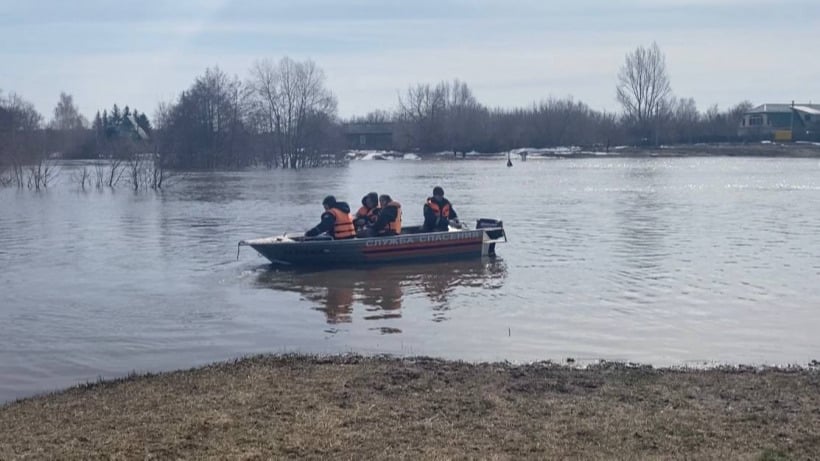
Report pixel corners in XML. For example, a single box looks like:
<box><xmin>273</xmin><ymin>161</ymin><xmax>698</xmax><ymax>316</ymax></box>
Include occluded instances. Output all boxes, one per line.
<box><xmin>1</xmin><ymin>156</ymin><xmax>819</xmax><ymax>402</ymax></box>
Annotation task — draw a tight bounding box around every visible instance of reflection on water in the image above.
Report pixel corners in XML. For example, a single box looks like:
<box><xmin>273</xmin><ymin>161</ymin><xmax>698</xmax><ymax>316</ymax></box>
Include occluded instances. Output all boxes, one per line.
<box><xmin>2</xmin><ymin>157</ymin><xmax>820</xmax><ymax>403</ymax></box>
<box><xmin>613</xmin><ymin>163</ymin><xmax>671</xmax><ymax>297</ymax></box>
<box><xmin>253</xmin><ymin>259</ymin><xmax>508</xmax><ymax>329</ymax></box>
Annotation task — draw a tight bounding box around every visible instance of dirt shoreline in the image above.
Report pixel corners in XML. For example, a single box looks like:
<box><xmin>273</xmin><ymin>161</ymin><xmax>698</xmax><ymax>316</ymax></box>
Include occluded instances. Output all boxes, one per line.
<box><xmin>2</xmin><ymin>354</ymin><xmax>819</xmax><ymax>459</ymax></box>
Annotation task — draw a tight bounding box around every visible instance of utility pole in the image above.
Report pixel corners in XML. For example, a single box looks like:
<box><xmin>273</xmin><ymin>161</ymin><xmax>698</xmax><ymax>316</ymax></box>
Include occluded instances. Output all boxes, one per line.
<box><xmin>790</xmin><ymin>100</ymin><xmax>795</xmax><ymax>142</ymax></box>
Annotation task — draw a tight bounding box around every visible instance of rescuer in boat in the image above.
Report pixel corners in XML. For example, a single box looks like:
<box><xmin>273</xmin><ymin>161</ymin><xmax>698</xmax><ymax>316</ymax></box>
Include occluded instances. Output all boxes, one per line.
<box><xmin>368</xmin><ymin>194</ymin><xmax>402</xmax><ymax>236</ymax></box>
<box><xmin>423</xmin><ymin>186</ymin><xmax>460</xmax><ymax>232</ymax></box>
<box><xmin>304</xmin><ymin>195</ymin><xmax>356</xmax><ymax>239</ymax></box>
<box><xmin>354</xmin><ymin>192</ymin><xmax>380</xmax><ymax>236</ymax></box>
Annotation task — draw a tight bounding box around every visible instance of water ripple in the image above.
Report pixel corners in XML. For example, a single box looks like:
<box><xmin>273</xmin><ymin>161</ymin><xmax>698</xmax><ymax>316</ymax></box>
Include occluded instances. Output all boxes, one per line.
<box><xmin>1</xmin><ymin>158</ymin><xmax>820</xmax><ymax>403</ymax></box>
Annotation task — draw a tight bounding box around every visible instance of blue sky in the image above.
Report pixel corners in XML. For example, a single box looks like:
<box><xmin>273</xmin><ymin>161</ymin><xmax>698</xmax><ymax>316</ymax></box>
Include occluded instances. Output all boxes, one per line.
<box><xmin>1</xmin><ymin>0</ymin><xmax>818</xmax><ymax>122</ymax></box>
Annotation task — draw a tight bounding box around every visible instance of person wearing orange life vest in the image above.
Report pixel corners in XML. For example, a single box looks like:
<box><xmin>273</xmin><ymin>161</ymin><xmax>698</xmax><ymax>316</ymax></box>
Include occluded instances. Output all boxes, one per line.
<box><xmin>423</xmin><ymin>186</ymin><xmax>459</xmax><ymax>232</ymax></box>
<box><xmin>369</xmin><ymin>194</ymin><xmax>402</xmax><ymax>236</ymax></box>
<box><xmin>354</xmin><ymin>191</ymin><xmax>380</xmax><ymax>235</ymax></box>
<box><xmin>304</xmin><ymin>195</ymin><xmax>356</xmax><ymax>239</ymax></box>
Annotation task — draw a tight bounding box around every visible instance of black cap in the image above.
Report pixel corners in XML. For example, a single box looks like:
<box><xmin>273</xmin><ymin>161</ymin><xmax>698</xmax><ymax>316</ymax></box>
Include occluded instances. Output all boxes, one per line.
<box><xmin>322</xmin><ymin>195</ymin><xmax>336</xmax><ymax>206</ymax></box>
<box><xmin>366</xmin><ymin>192</ymin><xmax>378</xmax><ymax>203</ymax></box>
<box><xmin>433</xmin><ymin>186</ymin><xmax>444</xmax><ymax>196</ymax></box>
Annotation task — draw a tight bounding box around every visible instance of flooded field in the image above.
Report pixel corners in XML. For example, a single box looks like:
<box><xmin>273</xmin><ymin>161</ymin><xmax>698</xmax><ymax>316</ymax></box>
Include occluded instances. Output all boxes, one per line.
<box><xmin>1</xmin><ymin>156</ymin><xmax>819</xmax><ymax>401</ymax></box>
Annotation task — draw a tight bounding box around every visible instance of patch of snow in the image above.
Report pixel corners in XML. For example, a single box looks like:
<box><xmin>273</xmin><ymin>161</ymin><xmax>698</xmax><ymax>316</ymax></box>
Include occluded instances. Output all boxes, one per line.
<box><xmin>346</xmin><ymin>149</ymin><xmax>398</xmax><ymax>160</ymax></box>
<box><xmin>361</xmin><ymin>152</ymin><xmax>391</xmax><ymax>161</ymax></box>
<box><xmin>517</xmin><ymin>146</ymin><xmax>582</xmax><ymax>156</ymax></box>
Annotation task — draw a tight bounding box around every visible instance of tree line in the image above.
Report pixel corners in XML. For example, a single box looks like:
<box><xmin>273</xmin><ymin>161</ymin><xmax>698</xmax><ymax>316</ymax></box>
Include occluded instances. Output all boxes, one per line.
<box><xmin>2</xmin><ymin>45</ymin><xmax>765</xmax><ymax>176</ymax></box>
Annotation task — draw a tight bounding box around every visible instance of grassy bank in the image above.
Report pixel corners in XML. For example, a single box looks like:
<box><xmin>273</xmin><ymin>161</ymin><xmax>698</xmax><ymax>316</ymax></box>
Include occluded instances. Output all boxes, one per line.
<box><xmin>2</xmin><ymin>355</ymin><xmax>818</xmax><ymax>459</ymax></box>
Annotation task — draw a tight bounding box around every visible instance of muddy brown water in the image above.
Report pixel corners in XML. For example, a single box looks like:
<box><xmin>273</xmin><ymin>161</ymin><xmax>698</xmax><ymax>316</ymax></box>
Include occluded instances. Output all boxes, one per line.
<box><xmin>1</xmin><ymin>156</ymin><xmax>819</xmax><ymax>402</ymax></box>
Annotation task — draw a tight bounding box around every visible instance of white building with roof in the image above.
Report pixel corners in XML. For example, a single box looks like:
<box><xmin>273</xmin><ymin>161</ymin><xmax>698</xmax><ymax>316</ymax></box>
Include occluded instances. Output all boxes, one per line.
<box><xmin>739</xmin><ymin>102</ymin><xmax>820</xmax><ymax>140</ymax></box>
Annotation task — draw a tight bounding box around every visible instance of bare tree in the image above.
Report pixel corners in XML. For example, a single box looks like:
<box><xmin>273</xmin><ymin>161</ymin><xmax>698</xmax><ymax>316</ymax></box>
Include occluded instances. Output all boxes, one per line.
<box><xmin>444</xmin><ymin>79</ymin><xmax>486</xmax><ymax>155</ymax></box>
<box><xmin>47</xmin><ymin>92</ymin><xmax>94</xmax><ymax>159</ymax></box>
<box><xmin>1</xmin><ymin>92</ymin><xmax>42</xmax><ymax>131</ymax></box>
<box><xmin>125</xmin><ymin>154</ymin><xmax>144</xmax><ymax>191</ymax></box>
<box><xmin>726</xmin><ymin>100</ymin><xmax>754</xmax><ymax>140</ymax></box>
<box><xmin>147</xmin><ymin>152</ymin><xmax>173</xmax><ymax>189</ymax></box>
<box><xmin>248</xmin><ymin>57</ymin><xmax>338</xmax><ymax>168</ymax></box>
<box><xmin>93</xmin><ymin>158</ymin><xmax>124</xmax><ymax>188</ymax></box>
<box><xmin>248</xmin><ymin>59</ymin><xmax>283</xmax><ymax>167</ymax></box>
<box><xmin>348</xmin><ymin>109</ymin><xmax>394</xmax><ymax>124</ymax></box>
<box><xmin>50</xmin><ymin>92</ymin><xmax>87</xmax><ymax>130</ymax></box>
<box><xmin>26</xmin><ymin>158</ymin><xmax>59</xmax><ymax>191</ymax></box>
<box><xmin>528</xmin><ymin>97</ymin><xmax>596</xmax><ymax>147</ymax></box>
<box><xmin>616</xmin><ymin>42</ymin><xmax>672</xmax><ymax>144</ymax></box>
<box><xmin>700</xmin><ymin>101</ymin><xmax>753</xmax><ymax>142</ymax></box>
<box><xmin>155</xmin><ymin>67</ymin><xmax>250</xmax><ymax>169</ymax></box>
<box><xmin>0</xmin><ymin>91</ymin><xmax>43</xmax><ymax>186</ymax></box>
<box><xmin>71</xmin><ymin>165</ymin><xmax>92</xmax><ymax>190</ymax></box>
<box><xmin>668</xmin><ymin>97</ymin><xmax>700</xmax><ymax>143</ymax></box>
<box><xmin>397</xmin><ymin>82</ymin><xmax>447</xmax><ymax>151</ymax></box>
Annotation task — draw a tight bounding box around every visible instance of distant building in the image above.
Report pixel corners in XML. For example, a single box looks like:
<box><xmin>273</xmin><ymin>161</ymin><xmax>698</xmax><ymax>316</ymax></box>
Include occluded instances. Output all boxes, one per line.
<box><xmin>124</xmin><ymin>114</ymin><xmax>149</xmax><ymax>140</ymax></box>
<box><xmin>739</xmin><ymin>103</ymin><xmax>820</xmax><ymax>141</ymax></box>
<box><xmin>344</xmin><ymin>122</ymin><xmax>393</xmax><ymax>150</ymax></box>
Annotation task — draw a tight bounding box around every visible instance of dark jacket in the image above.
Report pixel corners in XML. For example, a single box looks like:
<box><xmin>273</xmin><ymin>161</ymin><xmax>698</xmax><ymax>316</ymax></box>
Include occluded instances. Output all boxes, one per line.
<box><xmin>423</xmin><ymin>197</ymin><xmax>457</xmax><ymax>231</ymax></box>
<box><xmin>371</xmin><ymin>202</ymin><xmax>401</xmax><ymax>235</ymax></box>
<box><xmin>354</xmin><ymin>205</ymin><xmax>380</xmax><ymax>229</ymax></box>
<box><xmin>305</xmin><ymin>202</ymin><xmax>352</xmax><ymax>237</ymax></box>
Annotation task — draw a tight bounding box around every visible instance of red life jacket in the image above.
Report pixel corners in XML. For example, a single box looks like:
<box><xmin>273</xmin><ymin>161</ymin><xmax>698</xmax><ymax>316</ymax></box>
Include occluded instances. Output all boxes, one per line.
<box><xmin>426</xmin><ymin>198</ymin><xmax>451</xmax><ymax>219</ymax></box>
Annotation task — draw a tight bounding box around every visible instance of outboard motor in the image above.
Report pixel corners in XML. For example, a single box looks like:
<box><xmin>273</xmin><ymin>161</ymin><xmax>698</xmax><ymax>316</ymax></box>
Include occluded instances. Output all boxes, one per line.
<box><xmin>476</xmin><ymin>218</ymin><xmax>506</xmax><ymax>256</ymax></box>
<box><xmin>476</xmin><ymin>218</ymin><xmax>505</xmax><ymax>240</ymax></box>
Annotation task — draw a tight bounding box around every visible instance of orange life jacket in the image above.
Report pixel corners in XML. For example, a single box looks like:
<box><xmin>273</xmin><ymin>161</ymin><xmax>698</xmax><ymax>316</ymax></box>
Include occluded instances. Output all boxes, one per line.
<box><xmin>383</xmin><ymin>201</ymin><xmax>402</xmax><ymax>235</ymax></box>
<box><xmin>328</xmin><ymin>208</ymin><xmax>355</xmax><ymax>239</ymax></box>
<box><xmin>426</xmin><ymin>198</ymin><xmax>452</xmax><ymax>219</ymax></box>
<box><xmin>356</xmin><ymin>205</ymin><xmax>379</xmax><ymax>225</ymax></box>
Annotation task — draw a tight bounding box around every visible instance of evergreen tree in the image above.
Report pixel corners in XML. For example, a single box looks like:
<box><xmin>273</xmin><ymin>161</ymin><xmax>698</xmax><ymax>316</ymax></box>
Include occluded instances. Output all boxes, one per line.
<box><xmin>104</xmin><ymin>107</ymin><xmax>118</xmax><ymax>138</ymax></box>
<box><xmin>92</xmin><ymin>111</ymin><xmax>102</xmax><ymax>132</ymax></box>
<box><xmin>137</xmin><ymin>113</ymin><xmax>152</xmax><ymax>134</ymax></box>
<box><xmin>111</xmin><ymin>104</ymin><xmax>121</xmax><ymax>126</ymax></box>
<box><xmin>101</xmin><ymin>110</ymin><xmax>112</xmax><ymax>138</ymax></box>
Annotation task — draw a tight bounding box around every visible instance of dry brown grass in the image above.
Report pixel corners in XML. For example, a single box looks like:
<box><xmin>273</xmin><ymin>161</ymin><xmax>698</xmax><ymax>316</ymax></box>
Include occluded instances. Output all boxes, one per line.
<box><xmin>1</xmin><ymin>355</ymin><xmax>818</xmax><ymax>460</ymax></box>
